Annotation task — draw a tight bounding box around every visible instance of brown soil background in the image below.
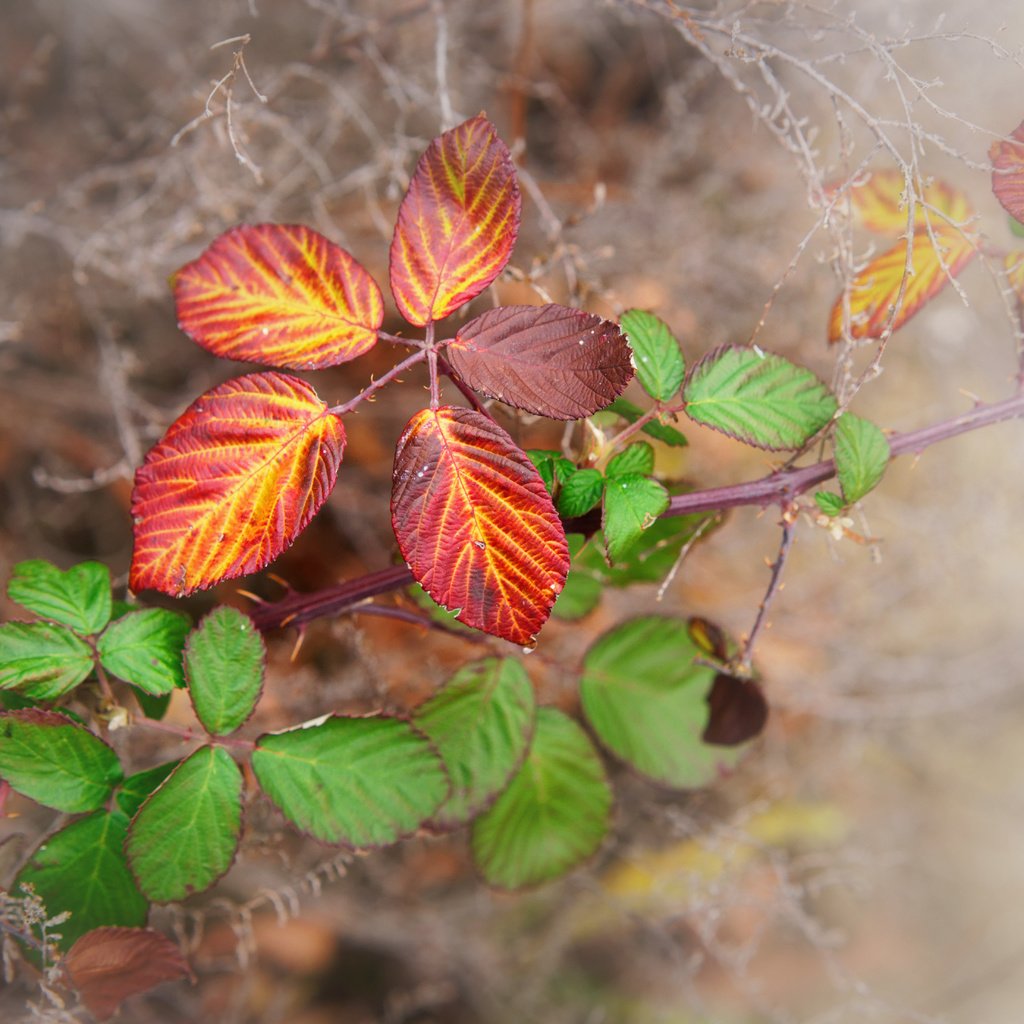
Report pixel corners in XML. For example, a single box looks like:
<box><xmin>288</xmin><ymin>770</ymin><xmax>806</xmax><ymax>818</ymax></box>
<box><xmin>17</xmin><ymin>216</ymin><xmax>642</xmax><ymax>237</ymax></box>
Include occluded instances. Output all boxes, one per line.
<box><xmin>2</xmin><ymin>1</ymin><xmax>1024</xmax><ymax>1021</ymax></box>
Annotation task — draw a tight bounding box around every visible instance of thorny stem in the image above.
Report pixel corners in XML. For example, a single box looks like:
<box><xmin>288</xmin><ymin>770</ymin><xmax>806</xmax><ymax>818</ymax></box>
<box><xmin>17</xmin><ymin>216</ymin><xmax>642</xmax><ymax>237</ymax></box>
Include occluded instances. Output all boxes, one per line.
<box><xmin>426</xmin><ymin>322</ymin><xmax>441</xmax><ymax>408</ymax></box>
<box><xmin>330</xmin><ymin>350</ymin><xmax>427</xmax><ymax>416</ymax></box>
<box><xmin>741</xmin><ymin>517</ymin><xmax>795</xmax><ymax>669</ymax></box>
<box><xmin>247</xmin><ymin>392</ymin><xmax>1024</xmax><ymax>634</ymax></box>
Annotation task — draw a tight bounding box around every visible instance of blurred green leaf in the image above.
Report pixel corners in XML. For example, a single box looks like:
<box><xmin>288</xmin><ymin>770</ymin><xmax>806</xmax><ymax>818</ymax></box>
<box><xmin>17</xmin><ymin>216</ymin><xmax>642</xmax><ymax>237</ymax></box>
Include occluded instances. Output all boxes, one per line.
<box><xmin>472</xmin><ymin>708</ymin><xmax>611</xmax><ymax>888</ymax></box>
<box><xmin>414</xmin><ymin>658</ymin><xmax>535</xmax><ymax>828</ymax></box>
<box><xmin>604</xmin><ymin>398</ymin><xmax>688</xmax><ymax>447</ymax></box>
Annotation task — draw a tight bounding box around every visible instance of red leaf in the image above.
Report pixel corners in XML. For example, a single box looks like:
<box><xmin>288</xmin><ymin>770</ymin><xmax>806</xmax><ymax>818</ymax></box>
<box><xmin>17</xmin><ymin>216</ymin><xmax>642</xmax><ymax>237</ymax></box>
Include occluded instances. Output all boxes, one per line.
<box><xmin>130</xmin><ymin>372</ymin><xmax>345</xmax><ymax>597</ymax></box>
<box><xmin>389</xmin><ymin>114</ymin><xmax>521</xmax><ymax>327</ymax></box>
<box><xmin>174</xmin><ymin>224</ymin><xmax>383</xmax><ymax>370</ymax></box>
<box><xmin>828</xmin><ymin>229</ymin><xmax>977</xmax><ymax>343</ymax></box>
<box><xmin>391</xmin><ymin>407</ymin><xmax>568</xmax><ymax>646</ymax></box>
<box><xmin>990</xmin><ymin>120</ymin><xmax>1024</xmax><ymax>223</ymax></box>
<box><xmin>445</xmin><ymin>304</ymin><xmax>634</xmax><ymax>419</ymax></box>
<box><xmin>702</xmin><ymin>673</ymin><xmax>768</xmax><ymax>747</ymax></box>
<box><xmin>64</xmin><ymin>927</ymin><xmax>191</xmax><ymax>1021</ymax></box>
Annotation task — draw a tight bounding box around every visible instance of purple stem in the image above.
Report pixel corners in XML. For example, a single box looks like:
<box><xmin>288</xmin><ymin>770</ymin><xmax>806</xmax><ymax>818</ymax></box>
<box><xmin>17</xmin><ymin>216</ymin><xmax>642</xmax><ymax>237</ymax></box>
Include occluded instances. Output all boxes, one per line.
<box><xmin>247</xmin><ymin>393</ymin><xmax>1024</xmax><ymax>633</ymax></box>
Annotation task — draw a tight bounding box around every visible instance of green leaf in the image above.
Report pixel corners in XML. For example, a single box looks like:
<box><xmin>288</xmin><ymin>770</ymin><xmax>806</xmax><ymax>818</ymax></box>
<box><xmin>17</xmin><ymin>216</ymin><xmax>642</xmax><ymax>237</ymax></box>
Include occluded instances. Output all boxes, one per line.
<box><xmin>576</xmin><ymin>508</ymin><xmax>716</xmax><ymax>587</ymax></box>
<box><xmin>252</xmin><ymin>715</ymin><xmax>448</xmax><ymax>847</ymax></box>
<box><xmin>115</xmin><ymin>761</ymin><xmax>181</xmax><ymax>819</ymax></box>
<box><xmin>97</xmin><ymin>609</ymin><xmax>191</xmax><ymax>695</ymax></box>
<box><xmin>551</xmin><ymin>566</ymin><xmax>603</xmax><ymax>620</ymax></box>
<box><xmin>604</xmin><ymin>398</ymin><xmax>688</xmax><ymax>447</ymax></box>
<box><xmin>15</xmin><ymin>810</ymin><xmax>148</xmax><ymax>953</ymax></box>
<box><xmin>602</xmin><ymin>474</ymin><xmax>669</xmax><ymax>563</ymax></box>
<box><xmin>526</xmin><ymin>450</ymin><xmax>575</xmax><ymax>495</ymax></box>
<box><xmin>580</xmin><ymin>616</ymin><xmax>745</xmax><ymax>787</ymax></box>
<box><xmin>1009</xmin><ymin>214</ymin><xmax>1024</xmax><ymax>239</ymax></box>
<box><xmin>683</xmin><ymin>344</ymin><xmax>837</xmax><ymax>450</ymax></box>
<box><xmin>471</xmin><ymin>708</ymin><xmax>611</xmax><ymax>888</ymax></box>
<box><xmin>0</xmin><ymin>709</ymin><xmax>122</xmax><ymax>812</ymax></box>
<box><xmin>185</xmin><ymin>607</ymin><xmax>265</xmax><ymax>736</ymax></box>
<box><xmin>133</xmin><ymin>690</ymin><xmax>172</xmax><ymax>721</ymax></box>
<box><xmin>125</xmin><ymin>746</ymin><xmax>243</xmax><ymax>902</ymax></box>
<box><xmin>7</xmin><ymin>560</ymin><xmax>112</xmax><ymax>636</ymax></box>
<box><xmin>557</xmin><ymin>468</ymin><xmax>605</xmax><ymax>518</ymax></box>
<box><xmin>814</xmin><ymin>491</ymin><xmax>845</xmax><ymax>516</ymax></box>
<box><xmin>0</xmin><ymin>622</ymin><xmax>94</xmax><ymax>698</ymax></box>
<box><xmin>620</xmin><ymin>309</ymin><xmax>686</xmax><ymax>401</ymax></box>
<box><xmin>414</xmin><ymin>658</ymin><xmax>535</xmax><ymax>828</ymax></box>
<box><xmin>833</xmin><ymin>412</ymin><xmax>890</xmax><ymax>504</ymax></box>
<box><xmin>606</xmin><ymin>441</ymin><xmax>655</xmax><ymax>479</ymax></box>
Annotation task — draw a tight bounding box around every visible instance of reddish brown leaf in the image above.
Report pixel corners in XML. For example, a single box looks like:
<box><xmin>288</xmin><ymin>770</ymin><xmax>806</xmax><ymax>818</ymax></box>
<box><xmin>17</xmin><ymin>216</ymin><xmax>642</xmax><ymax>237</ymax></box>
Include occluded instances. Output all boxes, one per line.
<box><xmin>445</xmin><ymin>304</ymin><xmax>634</xmax><ymax>419</ymax></box>
<box><xmin>828</xmin><ymin>229</ymin><xmax>977</xmax><ymax>343</ymax></box>
<box><xmin>174</xmin><ymin>223</ymin><xmax>383</xmax><ymax>370</ymax></box>
<box><xmin>65</xmin><ymin>927</ymin><xmax>191</xmax><ymax>1021</ymax></box>
<box><xmin>130</xmin><ymin>372</ymin><xmax>344</xmax><ymax>597</ymax></box>
<box><xmin>702</xmin><ymin>673</ymin><xmax>768</xmax><ymax>747</ymax></box>
<box><xmin>389</xmin><ymin>114</ymin><xmax>520</xmax><ymax>327</ymax></box>
<box><xmin>990</xmin><ymin>120</ymin><xmax>1024</xmax><ymax>223</ymax></box>
<box><xmin>391</xmin><ymin>407</ymin><xmax>568</xmax><ymax>645</ymax></box>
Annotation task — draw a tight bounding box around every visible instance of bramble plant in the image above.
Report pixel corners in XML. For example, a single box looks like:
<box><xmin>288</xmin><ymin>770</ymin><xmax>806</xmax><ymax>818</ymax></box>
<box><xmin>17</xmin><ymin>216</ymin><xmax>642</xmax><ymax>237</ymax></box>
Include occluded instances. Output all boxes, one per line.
<box><xmin>4</xmin><ymin>107</ymin><xmax>1024</xmax><ymax>1016</ymax></box>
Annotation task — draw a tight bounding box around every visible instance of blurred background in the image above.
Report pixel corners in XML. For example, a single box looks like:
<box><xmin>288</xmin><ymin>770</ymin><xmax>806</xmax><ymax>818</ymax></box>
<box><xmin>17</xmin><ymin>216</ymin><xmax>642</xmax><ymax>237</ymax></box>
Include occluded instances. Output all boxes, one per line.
<box><xmin>2</xmin><ymin>1</ymin><xmax>1024</xmax><ymax>1021</ymax></box>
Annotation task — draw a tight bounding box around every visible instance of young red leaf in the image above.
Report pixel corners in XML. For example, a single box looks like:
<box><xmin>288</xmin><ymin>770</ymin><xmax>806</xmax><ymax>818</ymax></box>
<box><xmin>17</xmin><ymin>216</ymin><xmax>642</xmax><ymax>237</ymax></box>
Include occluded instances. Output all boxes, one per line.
<box><xmin>173</xmin><ymin>223</ymin><xmax>383</xmax><ymax>370</ymax></box>
<box><xmin>130</xmin><ymin>372</ymin><xmax>345</xmax><ymax>596</ymax></box>
<box><xmin>391</xmin><ymin>406</ymin><xmax>568</xmax><ymax>646</ymax></box>
<box><xmin>389</xmin><ymin>114</ymin><xmax>520</xmax><ymax>327</ymax></box>
<box><xmin>445</xmin><ymin>304</ymin><xmax>633</xmax><ymax>419</ymax></box>
<box><xmin>828</xmin><ymin>229</ymin><xmax>977</xmax><ymax>343</ymax></box>
<box><xmin>991</xmin><ymin>121</ymin><xmax>1024</xmax><ymax>223</ymax></box>
<box><xmin>64</xmin><ymin>927</ymin><xmax>191</xmax><ymax>1021</ymax></box>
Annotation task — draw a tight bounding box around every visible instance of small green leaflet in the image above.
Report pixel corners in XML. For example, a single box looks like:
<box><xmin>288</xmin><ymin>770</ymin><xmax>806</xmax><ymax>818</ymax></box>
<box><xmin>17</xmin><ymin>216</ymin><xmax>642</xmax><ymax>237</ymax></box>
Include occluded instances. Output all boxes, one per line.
<box><xmin>97</xmin><ymin>609</ymin><xmax>191</xmax><ymax>695</ymax></box>
<box><xmin>185</xmin><ymin>607</ymin><xmax>264</xmax><ymax>736</ymax></box>
<box><xmin>602</xmin><ymin>474</ymin><xmax>669</xmax><ymax>563</ymax></box>
<box><xmin>125</xmin><ymin>746</ymin><xmax>243</xmax><ymax>902</ymax></box>
<box><xmin>0</xmin><ymin>710</ymin><xmax>123</xmax><ymax>812</ymax></box>
<box><xmin>814</xmin><ymin>491</ymin><xmax>845</xmax><ymax>517</ymax></box>
<box><xmin>414</xmin><ymin>657</ymin><xmax>535</xmax><ymax>827</ymax></box>
<box><xmin>7</xmin><ymin>560</ymin><xmax>112</xmax><ymax>636</ymax></box>
<box><xmin>557</xmin><ymin>468</ymin><xmax>605</xmax><ymax>518</ymax></box>
<box><xmin>526</xmin><ymin>450</ymin><xmax>575</xmax><ymax>495</ymax></box>
<box><xmin>0</xmin><ymin>622</ymin><xmax>94</xmax><ymax>698</ymax></box>
<box><xmin>833</xmin><ymin>413</ymin><xmax>890</xmax><ymax>504</ymax></box>
<box><xmin>606</xmin><ymin>441</ymin><xmax>655</xmax><ymax>479</ymax></box>
<box><xmin>471</xmin><ymin>708</ymin><xmax>611</xmax><ymax>888</ymax></box>
<box><xmin>683</xmin><ymin>344</ymin><xmax>837</xmax><ymax>450</ymax></box>
<box><xmin>604</xmin><ymin>398</ymin><xmax>688</xmax><ymax>447</ymax></box>
<box><xmin>15</xmin><ymin>810</ymin><xmax>148</xmax><ymax>953</ymax></box>
<box><xmin>580</xmin><ymin>616</ymin><xmax>746</xmax><ymax>787</ymax></box>
<box><xmin>252</xmin><ymin>715</ymin><xmax>448</xmax><ymax>847</ymax></box>
<box><xmin>620</xmin><ymin>309</ymin><xmax>686</xmax><ymax>402</ymax></box>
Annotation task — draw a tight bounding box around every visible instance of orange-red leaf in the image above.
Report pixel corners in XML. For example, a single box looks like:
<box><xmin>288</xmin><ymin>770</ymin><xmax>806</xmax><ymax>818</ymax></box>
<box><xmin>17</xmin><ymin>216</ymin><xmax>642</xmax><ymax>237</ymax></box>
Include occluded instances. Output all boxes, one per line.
<box><xmin>828</xmin><ymin>229</ymin><xmax>977</xmax><ymax>343</ymax></box>
<box><xmin>173</xmin><ymin>224</ymin><xmax>383</xmax><ymax>370</ymax></box>
<box><xmin>65</xmin><ymin>927</ymin><xmax>191</xmax><ymax>1021</ymax></box>
<box><xmin>391</xmin><ymin>407</ymin><xmax>568</xmax><ymax>646</ymax></box>
<box><xmin>832</xmin><ymin>168</ymin><xmax>973</xmax><ymax>233</ymax></box>
<box><xmin>445</xmin><ymin>304</ymin><xmax>634</xmax><ymax>419</ymax></box>
<box><xmin>389</xmin><ymin>114</ymin><xmax>520</xmax><ymax>327</ymax></box>
<box><xmin>130</xmin><ymin>372</ymin><xmax>344</xmax><ymax>596</ymax></box>
<box><xmin>991</xmin><ymin>121</ymin><xmax>1024</xmax><ymax>223</ymax></box>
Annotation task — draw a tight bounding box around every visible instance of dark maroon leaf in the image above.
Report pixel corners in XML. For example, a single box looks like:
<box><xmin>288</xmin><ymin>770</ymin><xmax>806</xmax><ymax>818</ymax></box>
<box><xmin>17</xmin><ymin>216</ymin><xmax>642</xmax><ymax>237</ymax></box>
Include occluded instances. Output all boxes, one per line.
<box><xmin>702</xmin><ymin>673</ymin><xmax>768</xmax><ymax>746</ymax></box>
<box><xmin>445</xmin><ymin>304</ymin><xmax>634</xmax><ymax>420</ymax></box>
<box><xmin>64</xmin><ymin>927</ymin><xmax>191</xmax><ymax>1021</ymax></box>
